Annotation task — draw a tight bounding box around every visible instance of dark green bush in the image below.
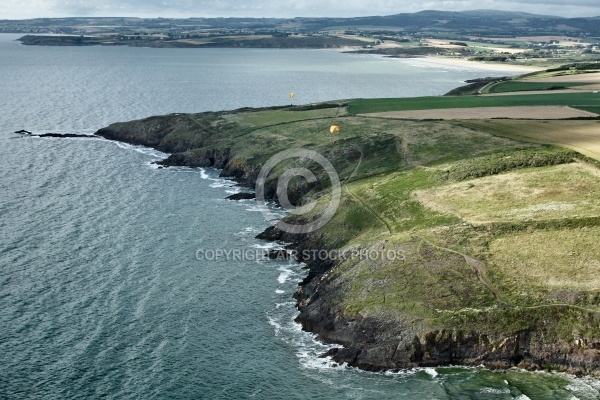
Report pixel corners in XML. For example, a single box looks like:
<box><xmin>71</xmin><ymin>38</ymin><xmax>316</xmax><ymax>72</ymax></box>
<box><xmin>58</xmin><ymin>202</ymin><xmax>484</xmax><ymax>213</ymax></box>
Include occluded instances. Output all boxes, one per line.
<box><xmin>447</xmin><ymin>148</ymin><xmax>578</xmax><ymax>181</ymax></box>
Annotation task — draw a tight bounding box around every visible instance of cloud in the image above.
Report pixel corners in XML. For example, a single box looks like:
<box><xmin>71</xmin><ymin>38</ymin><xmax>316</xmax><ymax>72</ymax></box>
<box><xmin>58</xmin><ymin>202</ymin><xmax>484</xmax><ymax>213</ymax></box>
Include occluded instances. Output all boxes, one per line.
<box><xmin>2</xmin><ymin>0</ymin><xmax>599</xmax><ymax>20</ymax></box>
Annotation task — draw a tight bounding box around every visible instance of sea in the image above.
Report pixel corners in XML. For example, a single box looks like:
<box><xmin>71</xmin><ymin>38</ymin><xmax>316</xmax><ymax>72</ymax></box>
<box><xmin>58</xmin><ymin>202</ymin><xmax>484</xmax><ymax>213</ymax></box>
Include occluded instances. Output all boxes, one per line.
<box><xmin>0</xmin><ymin>33</ymin><xmax>599</xmax><ymax>399</ymax></box>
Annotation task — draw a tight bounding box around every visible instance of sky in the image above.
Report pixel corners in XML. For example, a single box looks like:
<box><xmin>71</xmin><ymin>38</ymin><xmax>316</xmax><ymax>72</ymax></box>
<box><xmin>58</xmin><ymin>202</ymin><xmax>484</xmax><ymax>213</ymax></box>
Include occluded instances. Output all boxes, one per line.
<box><xmin>1</xmin><ymin>0</ymin><xmax>599</xmax><ymax>20</ymax></box>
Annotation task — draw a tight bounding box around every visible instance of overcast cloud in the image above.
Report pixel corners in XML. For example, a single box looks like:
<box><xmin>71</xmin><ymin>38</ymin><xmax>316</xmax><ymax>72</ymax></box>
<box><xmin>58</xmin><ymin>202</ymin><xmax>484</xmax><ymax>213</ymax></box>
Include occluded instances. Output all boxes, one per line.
<box><xmin>2</xmin><ymin>0</ymin><xmax>599</xmax><ymax>20</ymax></box>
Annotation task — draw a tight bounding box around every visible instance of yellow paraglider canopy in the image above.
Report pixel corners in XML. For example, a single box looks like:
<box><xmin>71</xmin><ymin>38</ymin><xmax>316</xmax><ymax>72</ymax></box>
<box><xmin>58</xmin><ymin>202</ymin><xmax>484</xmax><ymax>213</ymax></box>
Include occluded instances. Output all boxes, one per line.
<box><xmin>329</xmin><ymin>125</ymin><xmax>340</xmax><ymax>134</ymax></box>
<box><xmin>289</xmin><ymin>92</ymin><xmax>295</xmax><ymax>99</ymax></box>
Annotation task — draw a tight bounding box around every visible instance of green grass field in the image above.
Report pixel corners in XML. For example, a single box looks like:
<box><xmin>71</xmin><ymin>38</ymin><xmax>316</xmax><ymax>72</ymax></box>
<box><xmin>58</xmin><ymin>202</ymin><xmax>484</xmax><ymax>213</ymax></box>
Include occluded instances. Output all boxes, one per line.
<box><xmin>347</xmin><ymin>92</ymin><xmax>600</xmax><ymax>114</ymax></box>
<box><xmin>574</xmin><ymin>105</ymin><xmax>600</xmax><ymax>114</ymax></box>
<box><xmin>489</xmin><ymin>227</ymin><xmax>600</xmax><ymax>304</ymax></box>
<box><xmin>224</xmin><ymin>107</ymin><xmax>344</xmax><ymax>127</ymax></box>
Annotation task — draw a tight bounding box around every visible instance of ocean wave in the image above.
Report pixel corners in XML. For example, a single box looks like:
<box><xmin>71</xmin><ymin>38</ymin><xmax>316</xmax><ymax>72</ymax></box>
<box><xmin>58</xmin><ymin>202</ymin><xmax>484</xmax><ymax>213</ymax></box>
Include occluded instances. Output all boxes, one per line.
<box><xmin>249</xmin><ymin>242</ymin><xmax>282</xmax><ymax>250</ymax></box>
<box><xmin>269</xmin><ymin>307</ymin><xmax>342</xmax><ymax>371</ymax></box>
<box><xmin>266</xmin><ymin>262</ymin><xmax>343</xmax><ymax>372</ymax></box>
<box><xmin>197</xmin><ymin>168</ymin><xmax>240</xmax><ymax>192</ymax></box>
<box><xmin>244</xmin><ymin>204</ymin><xmax>271</xmax><ymax>213</ymax></box>
<box><xmin>277</xmin><ymin>266</ymin><xmax>294</xmax><ymax>284</ymax></box>
<box><xmin>235</xmin><ymin>227</ymin><xmax>261</xmax><ymax>236</ymax></box>
<box><xmin>199</xmin><ymin>168</ymin><xmax>210</xmax><ymax>180</ymax></box>
<box><xmin>109</xmin><ymin>140</ymin><xmax>167</xmax><ymax>158</ymax></box>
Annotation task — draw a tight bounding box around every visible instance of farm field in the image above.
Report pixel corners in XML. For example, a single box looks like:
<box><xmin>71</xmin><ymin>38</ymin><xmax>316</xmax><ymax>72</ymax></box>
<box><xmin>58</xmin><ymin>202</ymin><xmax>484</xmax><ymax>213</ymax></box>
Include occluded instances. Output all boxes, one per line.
<box><xmin>523</xmin><ymin>71</ymin><xmax>600</xmax><ymax>83</ymax></box>
<box><xmin>348</xmin><ymin>92</ymin><xmax>599</xmax><ymax>114</ymax></box>
<box><xmin>459</xmin><ymin>120</ymin><xmax>600</xmax><ymax>161</ymax></box>
<box><xmin>362</xmin><ymin>105</ymin><xmax>596</xmax><ymax>120</ymax></box>
<box><xmin>487</xmin><ymin>81</ymin><xmax>591</xmax><ymax>93</ymax></box>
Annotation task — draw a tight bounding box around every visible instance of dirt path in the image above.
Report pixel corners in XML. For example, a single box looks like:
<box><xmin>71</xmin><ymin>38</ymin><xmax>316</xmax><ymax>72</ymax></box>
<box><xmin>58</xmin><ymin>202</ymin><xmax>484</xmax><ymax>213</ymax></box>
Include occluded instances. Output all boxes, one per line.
<box><xmin>518</xmin><ymin>303</ymin><xmax>600</xmax><ymax>314</ymax></box>
<box><xmin>230</xmin><ymin>113</ymin><xmax>347</xmax><ymax>139</ymax></box>
<box><xmin>416</xmin><ymin>235</ymin><xmax>503</xmax><ymax>302</ymax></box>
<box><xmin>344</xmin><ymin>186</ymin><xmax>393</xmax><ymax>235</ymax></box>
<box><xmin>415</xmin><ymin>235</ymin><xmax>600</xmax><ymax>314</ymax></box>
<box><xmin>343</xmin><ymin>145</ymin><xmax>363</xmax><ymax>184</ymax></box>
<box><xmin>343</xmin><ymin>147</ymin><xmax>394</xmax><ymax>236</ymax></box>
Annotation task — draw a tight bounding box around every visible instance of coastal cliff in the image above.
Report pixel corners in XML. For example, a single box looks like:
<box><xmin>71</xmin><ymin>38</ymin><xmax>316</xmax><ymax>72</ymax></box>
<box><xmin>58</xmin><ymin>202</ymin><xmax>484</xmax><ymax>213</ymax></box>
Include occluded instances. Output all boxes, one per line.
<box><xmin>94</xmin><ymin>102</ymin><xmax>600</xmax><ymax>376</ymax></box>
<box><xmin>258</xmin><ymin>223</ymin><xmax>600</xmax><ymax>376</ymax></box>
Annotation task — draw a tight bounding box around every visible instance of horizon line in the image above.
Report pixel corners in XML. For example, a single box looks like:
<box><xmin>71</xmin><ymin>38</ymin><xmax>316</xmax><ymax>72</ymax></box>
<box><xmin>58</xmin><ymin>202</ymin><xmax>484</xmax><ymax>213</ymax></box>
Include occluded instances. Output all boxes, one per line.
<box><xmin>2</xmin><ymin>9</ymin><xmax>600</xmax><ymax>22</ymax></box>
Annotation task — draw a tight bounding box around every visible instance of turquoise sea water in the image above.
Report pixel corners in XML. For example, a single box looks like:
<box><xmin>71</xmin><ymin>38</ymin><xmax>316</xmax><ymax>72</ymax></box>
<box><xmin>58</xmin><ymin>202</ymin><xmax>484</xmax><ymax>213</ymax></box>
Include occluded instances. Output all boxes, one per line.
<box><xmin>0</xmin><ymin>34</ymin><xmax>599</xmax><ymax>399</ymax></box>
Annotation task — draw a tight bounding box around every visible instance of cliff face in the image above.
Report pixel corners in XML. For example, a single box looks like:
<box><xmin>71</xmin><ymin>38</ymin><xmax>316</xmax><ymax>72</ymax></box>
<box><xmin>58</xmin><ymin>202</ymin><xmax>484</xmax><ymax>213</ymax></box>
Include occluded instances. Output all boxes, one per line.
<box><xmin>95</xmin><ymin>112</ymin><xmax>230</xmax><ymax>153</ymax></box>
<box><xmin>294</xmin><ymin>256</ymin><xmax>600</xmax><ymax>375</ymax></box>
<box><xmin>258</xmin><ymin>220</ymin><xmax>600</xmax><ymax>376</ymax></box>
<box><xmin>158</xmin><ymin>149</ymin><xmax>231</xmax><ymax>169</ymax></box>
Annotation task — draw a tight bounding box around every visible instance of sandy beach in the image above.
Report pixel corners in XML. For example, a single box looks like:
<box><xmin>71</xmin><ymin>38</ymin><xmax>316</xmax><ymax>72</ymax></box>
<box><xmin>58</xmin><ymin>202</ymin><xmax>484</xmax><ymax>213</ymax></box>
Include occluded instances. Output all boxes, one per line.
<box><xmin>417</xmin><ymin>56</ymin><xmax>542</xmax><ymax>73</ymax></box>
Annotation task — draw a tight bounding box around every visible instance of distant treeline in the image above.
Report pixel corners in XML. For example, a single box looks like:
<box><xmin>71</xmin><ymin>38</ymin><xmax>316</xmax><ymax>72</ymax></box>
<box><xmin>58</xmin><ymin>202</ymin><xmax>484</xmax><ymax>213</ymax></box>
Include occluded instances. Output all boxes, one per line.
<box><xmin>548</xmin><ymin>62</ymin><xmax>600</xmax><ymax>71</ymax></box>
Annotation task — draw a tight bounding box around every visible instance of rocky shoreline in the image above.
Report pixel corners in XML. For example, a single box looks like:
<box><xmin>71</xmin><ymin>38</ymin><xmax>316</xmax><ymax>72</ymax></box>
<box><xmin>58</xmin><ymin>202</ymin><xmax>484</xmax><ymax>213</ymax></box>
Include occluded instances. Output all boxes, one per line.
<box><xmin>14</xmin><ymin>130</ymin><xmax>97</xmax><ymax>139</ymax></box>
<box><xmin>256</xmin><ymin>225</ymin><xmax>600</xmax><ymax>376</ymax></box>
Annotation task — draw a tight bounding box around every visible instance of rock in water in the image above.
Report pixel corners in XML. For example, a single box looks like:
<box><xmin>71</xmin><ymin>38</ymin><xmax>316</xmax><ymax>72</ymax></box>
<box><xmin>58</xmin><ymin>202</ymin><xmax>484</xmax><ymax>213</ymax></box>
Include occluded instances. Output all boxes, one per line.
<box><xmin>226</xmin><ymin>192</ymin><xmax>255</xmax><ymax>201</ymax></box>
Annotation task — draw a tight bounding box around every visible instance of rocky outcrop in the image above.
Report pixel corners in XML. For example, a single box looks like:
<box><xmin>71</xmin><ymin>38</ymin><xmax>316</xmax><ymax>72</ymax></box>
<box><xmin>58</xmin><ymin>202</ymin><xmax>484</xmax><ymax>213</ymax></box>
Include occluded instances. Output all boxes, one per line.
<box><xmin>157</xmin><ymin>148</ymin><xmax>231</xmax><ymax>168</ymax></box>
<box><xmin>221</xmin><ymin>159</ymin><xmax>262</xmax><ymax>187</ymax></box>
<box><xmin>253</xmin><ymin>221</ymin><xmax>600</xmax><ymax>377</ymax></box>
<box><xmin>316</xmin><ymin>313</ymin><xmax>600</xmax><ymax>375</ymax></box>
<box><xmin>226</xmin><ymin>192</ymin><xmax>255</xmax><ymax>201</ymax></box>
<box><xmin>14</xmin><ymin>130</ymin><xmax>95</xmax><ymax>138</ymax></box>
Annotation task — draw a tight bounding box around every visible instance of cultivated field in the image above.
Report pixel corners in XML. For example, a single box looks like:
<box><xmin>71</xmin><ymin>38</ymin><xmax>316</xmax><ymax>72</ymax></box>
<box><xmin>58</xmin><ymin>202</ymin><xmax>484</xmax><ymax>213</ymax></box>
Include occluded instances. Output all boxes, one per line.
<box><xmin>487</xmin><ymin>81</ymin><xmax>592</xmax><ymax>93</ymax></box>
<box><xmin>459</xmin><ymin>120</ymin><xmax>600</xmax><ymax>160</ymax></box>
<box><xmin>525</xmin><ymin>71</ymin><xmax>600</xmax><ymax>83</ymax></box>
<box><xmin>362</xmin><ymin>105</ymin><xmax>597</xmax><ymax>120</ymax></box>
<box><xmin>348</xmin><ymin>92</ymin><xmax>598</xmax><ymax>114</ymax></box>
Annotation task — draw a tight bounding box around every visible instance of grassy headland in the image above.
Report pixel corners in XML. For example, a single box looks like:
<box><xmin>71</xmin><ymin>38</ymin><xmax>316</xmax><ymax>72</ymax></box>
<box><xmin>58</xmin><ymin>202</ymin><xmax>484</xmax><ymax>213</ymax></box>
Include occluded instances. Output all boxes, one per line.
<box><xmin>93</xmin><ymin>65</ymin><xmax>600</xmax><ymax>375</ymax></box>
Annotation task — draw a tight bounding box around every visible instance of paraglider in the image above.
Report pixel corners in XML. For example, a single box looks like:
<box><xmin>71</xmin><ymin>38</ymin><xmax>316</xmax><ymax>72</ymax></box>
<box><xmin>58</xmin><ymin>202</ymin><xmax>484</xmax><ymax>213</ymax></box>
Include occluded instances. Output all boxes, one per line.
<box><xmin>329</xmin><ymin>125</ymin><xmax>340</xmax><ymax>134</ymax></box>
<box><xmin>289</xmin><ymin>92</ymin><xmax>295</xmax><ymax>99</ymax></box>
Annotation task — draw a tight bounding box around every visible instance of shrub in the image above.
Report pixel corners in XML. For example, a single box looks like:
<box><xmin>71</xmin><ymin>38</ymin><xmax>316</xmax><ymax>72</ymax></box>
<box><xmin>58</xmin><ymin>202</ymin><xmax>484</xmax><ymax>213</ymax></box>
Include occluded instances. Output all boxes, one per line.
<box><xmin>447</xmin><ymin>148</ymin><xmax>578</xmax><ymax>181</ymax></box>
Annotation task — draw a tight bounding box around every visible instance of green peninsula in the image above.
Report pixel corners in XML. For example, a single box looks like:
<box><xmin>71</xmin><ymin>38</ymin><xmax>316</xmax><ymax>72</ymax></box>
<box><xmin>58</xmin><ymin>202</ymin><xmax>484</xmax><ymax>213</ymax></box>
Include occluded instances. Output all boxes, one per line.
<box><xmin>95</xmin><ymin>66</ymin><xmax>600</xmax><ymax>375</ymax></box>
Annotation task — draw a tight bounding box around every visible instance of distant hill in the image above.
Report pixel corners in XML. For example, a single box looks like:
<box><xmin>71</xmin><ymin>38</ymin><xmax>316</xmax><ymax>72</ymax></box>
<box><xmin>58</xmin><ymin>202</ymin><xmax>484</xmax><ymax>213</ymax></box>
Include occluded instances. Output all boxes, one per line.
<box><xmin>459</xmin><ymin>9</ymin><xmax>561</xmax><ymax>18</ymax></box>
<box><xmin>1</xmin><ymin>10</ymin><xmax>599</xmax><ymax>37</ymax></box>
